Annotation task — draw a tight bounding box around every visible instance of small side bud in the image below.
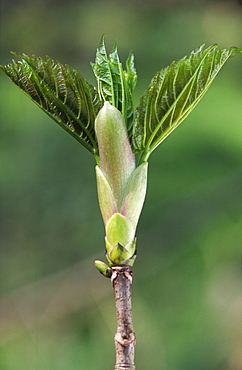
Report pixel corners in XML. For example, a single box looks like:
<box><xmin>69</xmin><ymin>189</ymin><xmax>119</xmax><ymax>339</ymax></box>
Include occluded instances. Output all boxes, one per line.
<box><xmin>94</xmin><ymin>260</ymin><xmax>112</xmax><ymax>278</ymax></box>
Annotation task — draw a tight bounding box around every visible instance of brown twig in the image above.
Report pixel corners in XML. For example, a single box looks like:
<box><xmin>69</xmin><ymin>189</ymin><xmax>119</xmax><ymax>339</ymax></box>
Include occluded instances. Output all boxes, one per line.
<box><xmin>111</xmin><ymin>266</ymin><xmax>136</xmax><ymax>370</ymax></box>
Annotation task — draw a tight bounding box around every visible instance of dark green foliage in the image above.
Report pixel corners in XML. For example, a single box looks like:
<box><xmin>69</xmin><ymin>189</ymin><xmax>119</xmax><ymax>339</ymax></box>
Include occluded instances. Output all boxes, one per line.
<box><xmin>1</xmin><ymin>40</ymin><xmax>241</xmax><ymax>165</ymax></box>
<box><xmin>1</xmin><ymin>54</ymin><xmax>102</xmax><ymax>155</ymax></box>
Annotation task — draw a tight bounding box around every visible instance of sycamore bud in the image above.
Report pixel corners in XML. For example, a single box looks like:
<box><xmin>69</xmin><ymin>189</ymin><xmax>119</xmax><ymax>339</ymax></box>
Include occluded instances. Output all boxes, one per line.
<box><xmin>95</xmin><ymin>102</ymin><xmax>148</xmax><ymax>267</ymax></box>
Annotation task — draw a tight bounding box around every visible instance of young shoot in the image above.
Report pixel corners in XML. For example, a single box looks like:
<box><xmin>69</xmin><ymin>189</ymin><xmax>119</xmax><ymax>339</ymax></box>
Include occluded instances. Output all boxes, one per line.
<box><xmin>1</xmin><ymin>36</ymin><xmax>241</xmax><ymax>370</ymax></box>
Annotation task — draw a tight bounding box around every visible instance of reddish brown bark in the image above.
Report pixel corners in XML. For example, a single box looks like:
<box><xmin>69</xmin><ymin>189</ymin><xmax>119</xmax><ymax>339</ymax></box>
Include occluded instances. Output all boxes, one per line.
<box><xmin>111</xmin><ymin>266</ymin><xmax>136</xmax><ymax>370</ymax></box>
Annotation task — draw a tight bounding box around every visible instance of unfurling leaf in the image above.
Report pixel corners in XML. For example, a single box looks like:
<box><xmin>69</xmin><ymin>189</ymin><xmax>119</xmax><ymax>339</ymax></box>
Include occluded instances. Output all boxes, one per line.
<box><xmin>132</xmin><ymin>45</ymin><xmax>241</xmax><ymax>162</ymax></box>
<box><xmin>91</xmin><ymin>35</ymin><xmax>137</xmax><ymax>131</ymax></box>
<box><xmin>1</xmin><ymin>54</ymin><xmax>102</xmax><ymax>156</ymax></box>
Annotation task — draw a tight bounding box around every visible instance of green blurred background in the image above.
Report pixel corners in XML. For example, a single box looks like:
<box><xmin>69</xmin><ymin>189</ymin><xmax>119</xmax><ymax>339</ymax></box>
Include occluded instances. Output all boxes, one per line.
<box><xmin>0</xmin><ymin>0</ymin><xmax>242</xmax><ymax>369</ymax></box>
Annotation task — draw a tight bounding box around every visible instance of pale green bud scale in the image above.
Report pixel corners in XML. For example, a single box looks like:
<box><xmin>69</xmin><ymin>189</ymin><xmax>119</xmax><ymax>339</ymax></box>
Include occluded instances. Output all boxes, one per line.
<box><xmin>120</xmin><ymin>162</ymin><xmax>148</xmax><ymax>230</ymax></box>
<box><xmin>106</xmin><ymin>213</ymin><xmax>134</xmax><ymax>248</ymax></box>
<box><xmin>95</xmin><ymin>165</ymin><xmax>117</xmax><ymax>224</ymax></box>
<box><xmin>95</xmin><ymin>101</ymin><xmax>135</xmax><ymax>209</ymax></box>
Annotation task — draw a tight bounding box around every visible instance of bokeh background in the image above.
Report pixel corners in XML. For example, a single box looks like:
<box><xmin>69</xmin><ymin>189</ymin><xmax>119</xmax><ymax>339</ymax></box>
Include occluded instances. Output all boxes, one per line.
<box><xmin>0</xmin><ymin>0</ymin><xmax>242</xmax><ymax>369</ymax></box>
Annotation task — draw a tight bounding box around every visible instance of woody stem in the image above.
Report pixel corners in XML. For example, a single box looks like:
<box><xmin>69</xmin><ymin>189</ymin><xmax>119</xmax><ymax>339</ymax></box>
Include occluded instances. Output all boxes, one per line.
<box><xmin>111</xmin><ymin>266</ymin><xmax>136</xmax><ymax>370</ymax></box>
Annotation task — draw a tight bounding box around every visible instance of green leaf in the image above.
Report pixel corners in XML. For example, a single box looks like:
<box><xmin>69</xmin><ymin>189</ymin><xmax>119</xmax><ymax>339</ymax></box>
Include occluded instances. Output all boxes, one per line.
<box><xmin>132</xmin><ymin>45</ymin><xmax>240</xmax><ymax>161</ymax></box>
<box><xmin>1</xmin><ymin>54</ymin><xmax>102</xmax><ymax>155</ymax></box>
<box><xmin>91</xmin><ymin>35</ymin><xmax>137</xmax><ymax>131</ymax></box>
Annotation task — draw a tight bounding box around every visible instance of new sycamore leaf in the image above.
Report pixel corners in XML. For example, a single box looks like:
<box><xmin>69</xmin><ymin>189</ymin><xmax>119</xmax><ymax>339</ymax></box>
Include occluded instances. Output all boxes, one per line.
<box><xmin>91</xmin><ymin>35</ymin><xmax>137</xmax><ymax>131</ymax></box>
<box><xmin>1</xmin><ymin>54</ymin><xmax>102</xmax><ymax>155</ymax></box>
<box><xmin>132</xmin><ymin>45</ymin><xmax>240</xmax><ymax>161</ymax></box>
